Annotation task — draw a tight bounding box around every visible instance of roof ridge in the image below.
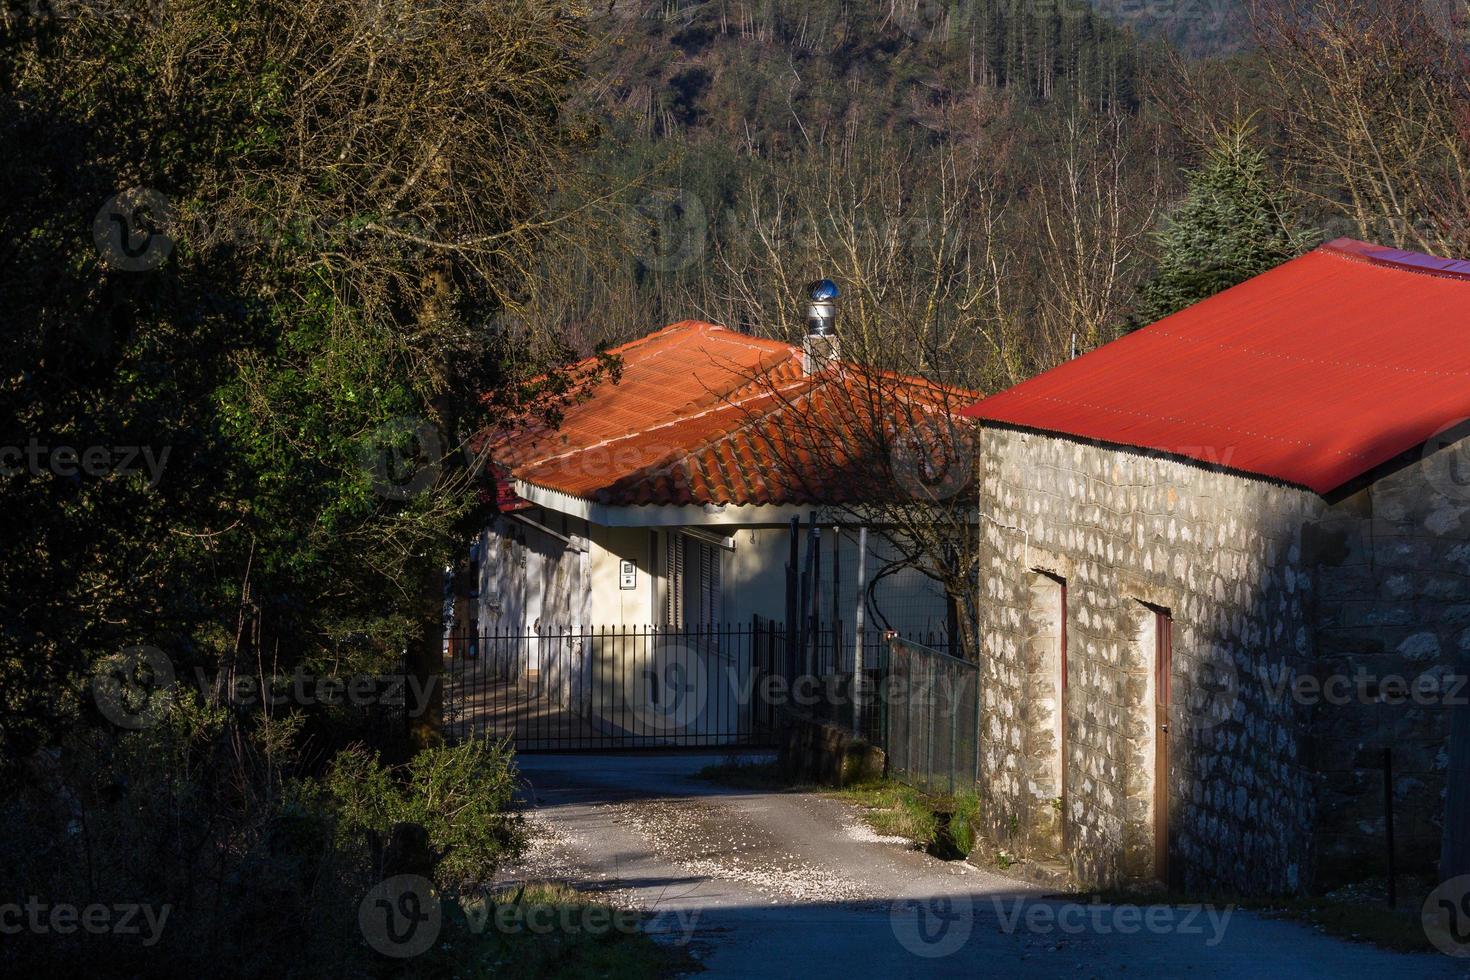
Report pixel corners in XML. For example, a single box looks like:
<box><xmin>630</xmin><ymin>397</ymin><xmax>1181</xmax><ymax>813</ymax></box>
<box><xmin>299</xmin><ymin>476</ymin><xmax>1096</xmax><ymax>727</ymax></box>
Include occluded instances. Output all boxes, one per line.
<box><xmin>601</xmin><ymin>319</ymin><xmax>800</xmax><ymax>359</ymax></box>
<box><xmin>1318</xmin><ymin>237</ymin><xmax>1470</xmax><ymax>283</ymax></box>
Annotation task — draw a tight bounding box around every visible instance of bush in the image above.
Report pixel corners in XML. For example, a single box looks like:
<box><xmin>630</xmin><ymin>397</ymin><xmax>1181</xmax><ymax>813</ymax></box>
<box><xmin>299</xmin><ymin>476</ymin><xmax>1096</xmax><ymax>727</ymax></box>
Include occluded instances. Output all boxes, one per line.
<box><xmin>326</xmin><ymin>739</ymin><xmax>525</xmax><ymax>894</ymax></box>
<box><xmin>0</xmin><ymin>694</ymin><xmax>369</xmax><ymax>978</ymax></box>
<box><xmin>0</xmin><ymin>694</ymin><xmax>527</xmax><ymax>977</ymax></box>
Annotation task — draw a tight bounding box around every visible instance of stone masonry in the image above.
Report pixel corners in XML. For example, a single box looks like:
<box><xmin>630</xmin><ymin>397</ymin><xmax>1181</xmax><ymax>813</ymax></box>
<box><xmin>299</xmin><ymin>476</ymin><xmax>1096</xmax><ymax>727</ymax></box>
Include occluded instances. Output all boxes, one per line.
<box><xmin>975</xmin><ymin>425</ymin><xmax>1467</xmax><ymax>896</ymax></box>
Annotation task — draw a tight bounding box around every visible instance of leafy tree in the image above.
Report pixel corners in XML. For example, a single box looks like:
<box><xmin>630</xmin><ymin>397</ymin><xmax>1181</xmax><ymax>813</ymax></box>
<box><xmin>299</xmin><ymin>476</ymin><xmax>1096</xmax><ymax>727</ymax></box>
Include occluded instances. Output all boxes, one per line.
<box><xmin>0</xmin><ymin>0</ymin><xmax>606</xmax><ymax>760</ymax></box>
<box><xmin>1136</xmin><ymin>122</ymin><xmax>1315</xmax><ymax>325</ymax></box>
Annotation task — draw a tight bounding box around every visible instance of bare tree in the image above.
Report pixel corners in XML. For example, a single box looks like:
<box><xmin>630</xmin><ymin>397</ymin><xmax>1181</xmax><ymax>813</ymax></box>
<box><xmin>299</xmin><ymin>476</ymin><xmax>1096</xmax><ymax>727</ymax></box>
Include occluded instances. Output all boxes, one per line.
<box><xmin>1253</xmin><ymin>0</ymin><xmax>1470</xmax><ymax>254</ymax></box>
<box><xmin>1032</xmin><ymin>109</ymin><xmax>1166</xmax><ymax>356</ymax></box>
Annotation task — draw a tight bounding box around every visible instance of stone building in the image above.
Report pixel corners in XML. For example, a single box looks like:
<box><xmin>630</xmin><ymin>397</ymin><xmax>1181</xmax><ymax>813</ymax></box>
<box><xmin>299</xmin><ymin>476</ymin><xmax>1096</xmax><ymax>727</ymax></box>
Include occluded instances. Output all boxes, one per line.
<box><xmin>959</xmin><ymin>239</ymin><xmax>1470</xmax><ymax>895</ymax></box>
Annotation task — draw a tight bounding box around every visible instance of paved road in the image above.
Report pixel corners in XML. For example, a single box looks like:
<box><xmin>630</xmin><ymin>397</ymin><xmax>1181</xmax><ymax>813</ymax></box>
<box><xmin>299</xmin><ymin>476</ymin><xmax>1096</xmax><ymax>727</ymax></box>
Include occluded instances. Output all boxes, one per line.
<box><xmin>505</xmin><ymin>752</ymin><xmax>1468</xmax><ymax>979</ymax></box>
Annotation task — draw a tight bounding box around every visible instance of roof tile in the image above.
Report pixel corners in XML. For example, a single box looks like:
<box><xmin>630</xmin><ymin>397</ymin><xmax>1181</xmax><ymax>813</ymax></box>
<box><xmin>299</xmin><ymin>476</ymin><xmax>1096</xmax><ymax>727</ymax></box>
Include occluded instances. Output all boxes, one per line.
<box><xmin>492</xmin><ymin>321</ymin><xmax>978</xmax><ymax>507</ymax></box>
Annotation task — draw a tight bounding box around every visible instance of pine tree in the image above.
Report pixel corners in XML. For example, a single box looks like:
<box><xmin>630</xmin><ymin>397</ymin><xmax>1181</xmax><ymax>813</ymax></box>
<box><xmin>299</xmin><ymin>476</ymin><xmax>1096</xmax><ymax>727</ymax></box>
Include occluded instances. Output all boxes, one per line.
<box><xmin>1136</xmin><ymin>123</ymin><xmax>1315</xmax><ymax>325</ymax></box>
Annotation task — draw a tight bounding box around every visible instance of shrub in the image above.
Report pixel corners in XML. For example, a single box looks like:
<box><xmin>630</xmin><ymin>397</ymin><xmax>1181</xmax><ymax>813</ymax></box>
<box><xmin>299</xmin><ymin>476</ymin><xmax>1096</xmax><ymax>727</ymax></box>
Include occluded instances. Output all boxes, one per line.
<box><xmin>951</xmin><ymin>792</ymin><xmax>982</xmax><ymax>857</ymax></box>
<box><xmin>1</xmin><ymin>693</ymin><xmax>527</xmax><ymax>977</ymax></box>
<box><xmin>326</xmin><ymin>738</ymin><xmax>525</xmax><ymax>894</ymax></box>
<box><xmin>0</xmin><ymin>693</ymin><xmax>366</xmax><ymax>978</ymax></box>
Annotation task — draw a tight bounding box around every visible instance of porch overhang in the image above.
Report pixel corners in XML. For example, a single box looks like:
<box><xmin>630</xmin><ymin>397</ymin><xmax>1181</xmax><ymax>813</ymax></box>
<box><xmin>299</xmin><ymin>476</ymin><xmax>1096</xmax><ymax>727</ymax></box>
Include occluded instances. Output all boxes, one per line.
<box><xmin>511</xmin><ymin>478</ymin><xmax>812</xmax><ymax>528</ymax></box>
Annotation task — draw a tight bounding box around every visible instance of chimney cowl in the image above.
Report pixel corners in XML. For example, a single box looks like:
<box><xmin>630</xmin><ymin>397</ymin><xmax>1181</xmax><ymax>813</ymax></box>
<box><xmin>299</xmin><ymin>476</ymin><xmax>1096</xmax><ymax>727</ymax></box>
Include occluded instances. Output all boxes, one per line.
<box><xmin>806</xmin><ymin>279</ymin><xmax>839</xmax><ymax>337</ymax></box>
<box><xmin>803</xmin><ymin>278</ymin><xmax>840</xmax><ymax>375</ymax></box>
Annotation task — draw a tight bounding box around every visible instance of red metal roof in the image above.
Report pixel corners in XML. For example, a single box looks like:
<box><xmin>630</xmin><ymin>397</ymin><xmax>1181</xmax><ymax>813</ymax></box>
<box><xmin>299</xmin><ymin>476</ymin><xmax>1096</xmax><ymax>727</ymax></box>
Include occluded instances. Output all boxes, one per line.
<box><xmin>959</xmin><ymin>239</ymin><xmax>1470</xmax><ymax>494</ymax></box>
<box><xmin>489</xmin><ymin>321</ymin><xmax>977</xmax><ymax>507</ymax></box>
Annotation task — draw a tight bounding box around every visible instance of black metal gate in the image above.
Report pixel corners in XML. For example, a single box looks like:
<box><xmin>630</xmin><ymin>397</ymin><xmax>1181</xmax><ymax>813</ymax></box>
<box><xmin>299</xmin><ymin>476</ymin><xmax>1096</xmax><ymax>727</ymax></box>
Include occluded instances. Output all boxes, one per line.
<box><xmin>443</xmin><ymin>622</ymin><xmax>788</xmax><ymax>750</ymax></box>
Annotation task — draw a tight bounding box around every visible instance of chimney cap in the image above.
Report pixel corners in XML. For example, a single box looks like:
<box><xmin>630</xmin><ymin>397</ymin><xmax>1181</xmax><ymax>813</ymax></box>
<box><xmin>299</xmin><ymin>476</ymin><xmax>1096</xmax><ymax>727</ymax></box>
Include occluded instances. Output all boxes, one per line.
<box><xmin>808</xmin><ymin>279</ymin><xmax>840</xmax><ymax>302</ymax></box>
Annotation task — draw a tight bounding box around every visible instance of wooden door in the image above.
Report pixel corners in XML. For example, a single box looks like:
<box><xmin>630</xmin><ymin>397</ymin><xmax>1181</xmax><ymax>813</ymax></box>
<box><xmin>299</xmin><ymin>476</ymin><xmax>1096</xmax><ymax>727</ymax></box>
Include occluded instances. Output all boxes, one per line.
<box><xmin>1059</xmin><ymin>581</ymin><xmax>1068</xmax><ymax>849</ymax></box>
<box><xmin>1154</xmin><ymin>610</ymin><xmax>1173</xmax><ymax>886</ymax></box>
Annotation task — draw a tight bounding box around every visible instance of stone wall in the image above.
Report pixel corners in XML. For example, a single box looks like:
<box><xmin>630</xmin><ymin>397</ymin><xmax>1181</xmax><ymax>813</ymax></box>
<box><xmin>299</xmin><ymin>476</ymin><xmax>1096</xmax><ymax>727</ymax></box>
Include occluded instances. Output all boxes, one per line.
<box><xmin>1310</xmin><ymin>450</ymin><xmax>1470</xmax><ymax>887</ymax></box>
<box><xmin>976</xmin><ymin>426</ymin><xmax>1324</xmax><ymax>895</ymax></box>
<box><xmin>975</xmin><ymin>425</ymin><xmax>1470</xmax><ymax>895</ymax></box>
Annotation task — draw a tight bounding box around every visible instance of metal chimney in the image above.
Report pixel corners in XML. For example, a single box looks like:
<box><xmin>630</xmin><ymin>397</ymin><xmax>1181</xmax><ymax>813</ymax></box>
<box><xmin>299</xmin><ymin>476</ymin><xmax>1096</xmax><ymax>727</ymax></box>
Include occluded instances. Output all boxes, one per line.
<box><xmin>803</xmin><ymin>278</ymin><xmax>840</xmax><ymax>375</ymax></box>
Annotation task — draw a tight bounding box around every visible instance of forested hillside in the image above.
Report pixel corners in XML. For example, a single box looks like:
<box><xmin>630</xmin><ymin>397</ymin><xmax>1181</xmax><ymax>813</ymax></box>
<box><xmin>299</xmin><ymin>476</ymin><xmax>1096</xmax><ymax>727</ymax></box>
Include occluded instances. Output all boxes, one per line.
<box><xmin>1089</xmin><ymin>0</ymin><xmax>1252</xmax><ymax>58</ymax></box>
<box><xmin>588</xmin><ymin>0</ymin><xmax>1149</xmax><ymax>145</ymax></box>
<box><xmin>510</xmin><ymin>0</ymin><xmax>1190</xmax><ymax>390</ymax></box>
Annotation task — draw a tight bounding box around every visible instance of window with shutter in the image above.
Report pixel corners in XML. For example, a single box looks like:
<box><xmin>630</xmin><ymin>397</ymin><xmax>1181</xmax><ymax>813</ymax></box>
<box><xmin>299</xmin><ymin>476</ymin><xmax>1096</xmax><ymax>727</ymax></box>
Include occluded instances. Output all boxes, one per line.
<box><xmin>698</xmin><ymin>540</ymin><xmax>721</xmax><ymax>628</ymax></box>
<box><xmin>663</xmin><ymin>532</ymin><xmax>721</xmax><ymax>630</ymax></box>
<box><xmin>664</xmin><ymin>532</ymin><xmax>684</xmax><ymax>627</ymax></box>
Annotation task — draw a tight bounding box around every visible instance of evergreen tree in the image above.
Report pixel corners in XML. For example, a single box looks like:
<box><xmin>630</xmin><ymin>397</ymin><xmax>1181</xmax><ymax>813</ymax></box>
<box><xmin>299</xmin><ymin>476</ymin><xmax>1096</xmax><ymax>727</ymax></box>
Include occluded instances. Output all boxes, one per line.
<box><xmin>1137</xmin><ymin>123</ymin><xmax>1315</xmax><ymax>325</ymax></box>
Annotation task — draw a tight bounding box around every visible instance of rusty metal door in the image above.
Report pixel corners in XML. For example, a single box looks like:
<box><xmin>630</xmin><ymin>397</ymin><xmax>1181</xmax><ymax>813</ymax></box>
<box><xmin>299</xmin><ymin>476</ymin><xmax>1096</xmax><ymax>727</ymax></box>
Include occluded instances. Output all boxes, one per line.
<box><xmin>1059</xmin><ymin>581</ymin><xmax>1069</xmax><ymax>850</ymax></box>
<box><xmin>1154</xmin><ymin>610</ymin><xmax>1173</xmax><ymax>886</ymax></box>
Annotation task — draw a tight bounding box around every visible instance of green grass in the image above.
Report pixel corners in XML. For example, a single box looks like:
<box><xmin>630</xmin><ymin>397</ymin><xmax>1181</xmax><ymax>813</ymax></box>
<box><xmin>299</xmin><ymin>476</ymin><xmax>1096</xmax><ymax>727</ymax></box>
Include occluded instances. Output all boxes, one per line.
<box><xmin>696</xmin><ymin>761</ymin><xmax>984</xmax><ymax>859</ymax></box>
<box><xmin>399</xmin><ymin>881</ymin><xmax>701</xmax><ymax>979</ymax></box>
<box><xmin>950</xmin><ymin>792</ymin><xmax>982</xmax><ymax>857</ymax></box>
<box><xmin>833</xmin><ymin>780</ymin><xmax>941</xmax><ymax>847</ymax></box>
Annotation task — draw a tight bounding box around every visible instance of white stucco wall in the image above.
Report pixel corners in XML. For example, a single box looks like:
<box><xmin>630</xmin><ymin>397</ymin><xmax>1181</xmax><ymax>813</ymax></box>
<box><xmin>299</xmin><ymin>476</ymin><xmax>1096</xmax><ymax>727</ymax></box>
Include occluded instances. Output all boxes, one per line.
<box><xmin>478</xmin><ymin>513</ymin><xmax>948</xmax><ymax>642</ymax></box>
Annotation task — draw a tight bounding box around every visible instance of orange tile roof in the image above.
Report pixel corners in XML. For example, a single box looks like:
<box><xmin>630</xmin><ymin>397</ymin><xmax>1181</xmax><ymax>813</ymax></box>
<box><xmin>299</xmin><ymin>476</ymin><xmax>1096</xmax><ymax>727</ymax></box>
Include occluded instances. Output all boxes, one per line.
<box><xmin>488</xmin><ymin>321</ymin><xmax>978</xmax><ymax>508</ymax></box>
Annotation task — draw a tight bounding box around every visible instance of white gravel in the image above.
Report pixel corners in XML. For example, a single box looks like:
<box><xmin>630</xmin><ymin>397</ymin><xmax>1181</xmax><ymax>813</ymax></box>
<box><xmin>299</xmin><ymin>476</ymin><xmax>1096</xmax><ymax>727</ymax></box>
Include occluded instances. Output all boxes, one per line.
<box><xmin>605</xmin><ymin>798</ymin><xmax>875</xmax><ymax>904</ymax></box>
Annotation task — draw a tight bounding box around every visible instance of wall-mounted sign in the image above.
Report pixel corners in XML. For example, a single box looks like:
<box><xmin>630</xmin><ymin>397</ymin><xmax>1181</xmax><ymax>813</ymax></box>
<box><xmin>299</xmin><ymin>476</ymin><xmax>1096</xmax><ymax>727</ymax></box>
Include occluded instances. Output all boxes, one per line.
<box><xmin>619</xmin><ymin>558</ymin><xmax>637</xmax><ymax>590</ymax></box>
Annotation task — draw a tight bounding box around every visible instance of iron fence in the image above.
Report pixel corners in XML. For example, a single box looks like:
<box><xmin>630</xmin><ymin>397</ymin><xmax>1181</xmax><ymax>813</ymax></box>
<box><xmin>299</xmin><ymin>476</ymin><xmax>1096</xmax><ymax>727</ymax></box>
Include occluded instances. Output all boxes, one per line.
<box><xmin>791</xmin><ymin>625</ymin><xmax>955</xmax><ymax>745</ymax></box>
<box><xmin>442</xmin><ymin>620</ymin><xmax>969</xmax><ymax>763</ymax></box>
<box><xmin>443</xmin><ymin>622</ymin><xmax>787</xmax><ymax>750</ymax></box>
<box><xmin>884</xmin><ymin>636</ymin><xmax>981</xmax><ymax>796</ymax></box>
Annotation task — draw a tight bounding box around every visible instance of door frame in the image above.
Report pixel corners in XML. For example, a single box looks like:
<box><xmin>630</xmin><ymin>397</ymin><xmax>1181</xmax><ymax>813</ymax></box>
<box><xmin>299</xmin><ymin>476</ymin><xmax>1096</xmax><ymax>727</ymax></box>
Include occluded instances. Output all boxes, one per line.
<box><xmin>1153</xmin><ymin>607</ymin><xmax>1173</xmax><ymax>887</ymax></box>
<box><xmin>1059</xmin><ymin>578</ymin><xmax>1069</xmax><ymax>850</ymax></box>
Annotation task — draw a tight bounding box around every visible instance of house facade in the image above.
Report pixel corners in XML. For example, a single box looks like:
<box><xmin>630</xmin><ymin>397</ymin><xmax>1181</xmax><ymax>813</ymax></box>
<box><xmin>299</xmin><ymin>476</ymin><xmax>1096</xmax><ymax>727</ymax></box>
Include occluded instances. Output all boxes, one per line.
<box><xmin>963</xmin><ymin>238</ymin><xmax>1470</xmax><ymax>895</ymax></box>
<box><xmin>460</xmin><ymin>312</ymin><xmax>974</xmax><ymax>738</ymax></box>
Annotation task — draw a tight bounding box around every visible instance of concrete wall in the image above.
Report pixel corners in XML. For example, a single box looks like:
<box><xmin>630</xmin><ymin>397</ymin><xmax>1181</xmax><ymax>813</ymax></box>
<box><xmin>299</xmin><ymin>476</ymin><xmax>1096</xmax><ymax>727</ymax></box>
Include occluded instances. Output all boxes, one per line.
<box><xmin>474</xmin><ymin>511</ymin><xmax>590</xmax><ymax>708</ymax></box>
<box><xmin>977</xmin><ymin>426</ymin><xmax>1323</xmax><ymax>895</ymax></box>
<box><xmin>722</xmin><ymin>525</ymin><xmax>949</xmax><ymax>644</ymax></box>
<box><xmin>480</xmin><ymin>515</ymin><xmax>948</xmax><ymax>641</ymax></box>
<box><xmin>586</xmin><ymin>524</ymin><xmax>657</xmax><ymax>625</ymax></box>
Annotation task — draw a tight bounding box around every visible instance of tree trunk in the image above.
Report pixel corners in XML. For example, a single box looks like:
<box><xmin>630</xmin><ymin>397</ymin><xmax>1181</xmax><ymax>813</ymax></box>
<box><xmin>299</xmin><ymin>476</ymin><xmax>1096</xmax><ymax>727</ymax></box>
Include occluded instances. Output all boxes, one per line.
<box><xmin>405</xmin><ymin>554</ymin><xmax>446</xmax><ymax>754</ymax></box>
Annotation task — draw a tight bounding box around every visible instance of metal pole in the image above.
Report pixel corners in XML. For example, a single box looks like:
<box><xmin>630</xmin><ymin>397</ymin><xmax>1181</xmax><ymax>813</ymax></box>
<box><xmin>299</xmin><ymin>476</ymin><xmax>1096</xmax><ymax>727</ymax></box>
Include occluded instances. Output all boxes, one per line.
<box><xmin>787</xmin><ymin>518</ymin><xmax>799</xmax><ymax>631</ymax></box>
<box><xmin>852</xmin><ymin>526</ymin><xmax>868</xmax><ymax>737</ymax></box>
<box><xmin>949</xmin><ymin>674</ymin><xmax>958</xmax><ymax>796</ymax></box>
<box><xmin>1385</xmin><ymin>747</ymin><xmax>1397</xmax><ymax>908</ymax></box>
<box><xmin>811</xmin><ymin>522</ymin><xmax>822</xmax><ymax>675</ymax></box>
<box><xmin>802</xmin><ymin>513</ymin><xmax>817</xmax><ymax>677</ymax></box>
<box><xmin>831</xmin><ymin>525</ymin><xmax>841</xmax><ymax>675</ymax></box>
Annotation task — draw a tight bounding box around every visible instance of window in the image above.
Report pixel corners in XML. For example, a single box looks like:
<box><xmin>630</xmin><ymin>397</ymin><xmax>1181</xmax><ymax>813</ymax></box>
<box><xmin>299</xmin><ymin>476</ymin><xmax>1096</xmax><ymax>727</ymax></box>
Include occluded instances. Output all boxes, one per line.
<box><xmin>665</xmin><ymin>533</ymin><xmax>722</xmax><ymax>629</ymax></box>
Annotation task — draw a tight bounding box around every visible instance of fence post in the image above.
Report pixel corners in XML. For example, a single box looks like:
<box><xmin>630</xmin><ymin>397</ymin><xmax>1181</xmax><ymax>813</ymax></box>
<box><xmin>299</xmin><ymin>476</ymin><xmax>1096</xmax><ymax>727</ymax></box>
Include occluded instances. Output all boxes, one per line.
<box><xmin>925</xmin><ymin>660</ymin><xmax>935</xmax><ymax>794</ymax></box>
<box><xmin>973</xmin><ymin>670</ymin><xmax>981</xmax><ymax>789</ymax></box>
<box><xmin>852</xmin><ymin>526</ymin><xmax>868</xmax><ymax>737</ymax></box>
